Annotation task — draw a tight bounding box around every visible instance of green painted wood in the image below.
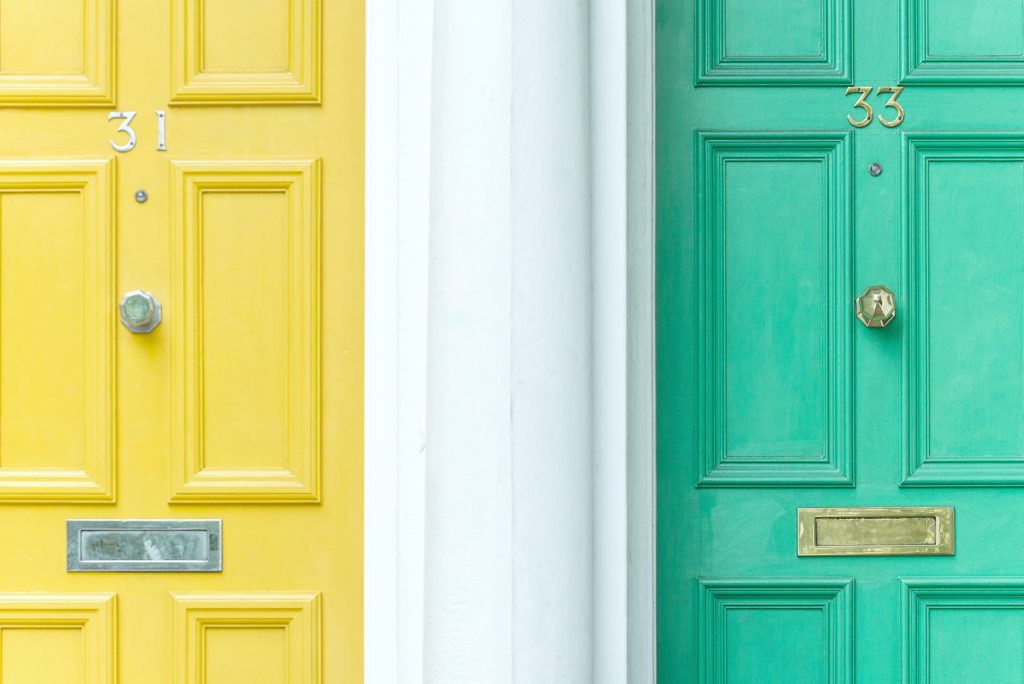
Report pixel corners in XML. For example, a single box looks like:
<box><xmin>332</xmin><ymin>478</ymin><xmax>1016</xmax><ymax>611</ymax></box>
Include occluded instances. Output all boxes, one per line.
<box><xmin>700</xmin><ymin>579</ymin><xmax>852</xmax><ymax>684</ymax></box>
<box><xmin>696</xmin><ymin>133</ymin><xmax>853</xmax><ymax>486</ymax></box>
<box><xmin>657</xmin><ymin>0</ymin><xmax>1024</xmax><ymax>680</ymax></box>
<box><xmin>903</xmin><ymin>0</ymin><xmax>1024</xmax><ymax>83</ymax></box>
<box><xmin>903</xmin><ymin>580</ymin><xmax>1024</xmax><ymax>682</ymax></box>
<box><xmin>696</xmin><ymin>0</ymin><xmax>851</xmax><ymax>83</ymax></box>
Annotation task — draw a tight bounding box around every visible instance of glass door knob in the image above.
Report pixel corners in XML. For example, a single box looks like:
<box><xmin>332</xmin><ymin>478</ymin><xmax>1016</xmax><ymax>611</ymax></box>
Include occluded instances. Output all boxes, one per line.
<box><xmin>119</xmin><ymin>290</ymin><xmax>162</xmax><ymax>333</ymax></box>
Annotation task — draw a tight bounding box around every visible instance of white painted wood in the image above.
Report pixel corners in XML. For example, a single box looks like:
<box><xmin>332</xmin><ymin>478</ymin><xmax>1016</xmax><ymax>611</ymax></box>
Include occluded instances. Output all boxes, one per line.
<box><xmin>365</xmin><ymin>0</ymin><xmax>430</xmax><ymax>680</ymax></box>
<box><xmin>424</xmin><ymin>0</ymin><xmax>513</xmax><ymax>679</ymax></box>
<box><xmin>592</xmin><ymin>0</ymin><xmax>657</xmax><ymax>679</ymax></box>
<box><xmin>396</xmin><ymin>1</ymin><xmax>432</xmax><ymax>680</ymax></box>
<box><xmin>369</xmin><ymin>0</ymin><xmax>656</xmax><ymax>679</ymax></box>
<box><xmin>591</xmin><ymin>0</ymin><xmax>628</xmax><ymax>680</ymax></box>
<box><xmin>364</xmin><ymin>0</ymin><xmax>399</xmax><ymax>678</ymax></box>
<box><xmin>626</xmin><ymin>0</ymin><xmax>657</xmax><ymax>681</ymax></box>
<box><xmin>426</xmin><ymin>0</ymin><xmax>593</xmax><ymax>681</ymax></box>
<box><xmin>510</xmin><ymin>1</ymin><xmax>594</xmax><ymax>680</ymax></box>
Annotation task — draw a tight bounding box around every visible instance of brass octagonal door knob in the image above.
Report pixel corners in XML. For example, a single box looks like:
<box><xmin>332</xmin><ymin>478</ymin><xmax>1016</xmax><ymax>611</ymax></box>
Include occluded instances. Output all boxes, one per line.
<box><xmin>855</xmin><ymin>285</ymin><xmax>895</xmax><ymax>328</ymax></box>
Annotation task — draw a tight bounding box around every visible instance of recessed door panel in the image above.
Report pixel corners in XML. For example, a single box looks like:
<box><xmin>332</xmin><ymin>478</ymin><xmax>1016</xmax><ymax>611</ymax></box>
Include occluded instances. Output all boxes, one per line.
<box><xmin>0</xmin><ymin>162</ymin><xmax>113</xmax><ymax>500</ymax></box>
<box><xmin>0</xmin><ymin>0</ymin><xmax>114</xmax><ymax>104</ymax></box>
<box><xmin>697</xmin><ymin>135</ymin><xmax>852</xmax><ymax>486</ymax></box>
<box><xmin>905</xmin><ymin>138</ymin><xmax>1024</xmax><ymax>484</ymax></box>
<box><xmin>699</xmin><ymin>580</ymin><xmax>852</xmax><ymax>684</ymax></box>
<box><xmin>903</xmin><ymin>0</ymin><xmax>1024</xmax><ymax>82</ymax></box>
<box><xmin>903</xmin><ymin>581</ymin><xmax>1024</xmax><ymax>683</ymax></box>
<box><xmin>171</xmin><ymin>0</ymin><xmax>321</xmax><ymax>102</ymax></box>
<box><xmin>0</xmin><ymin>594</ymin><xmax>114</xmax><ymax>684</ymax></box>
<box><xmin>170</xmin><ymin>162</ymin><xmax>320</xmax><ymax>501</ymax></box>
<box><xmin>696</xmin><ymin>0</ymin><xmax>851</xmax><ymax>83</ymax></box>
<box><xmin>172</xmin><ymin>593</ymin><xmax>319</xmax><ymax>684</ymax></box>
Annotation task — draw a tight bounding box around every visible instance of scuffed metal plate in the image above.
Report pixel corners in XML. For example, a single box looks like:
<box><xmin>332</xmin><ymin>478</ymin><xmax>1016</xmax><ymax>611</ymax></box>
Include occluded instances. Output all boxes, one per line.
<box><xmin>67</xmin><ymin>519</ymin><xmax>222</xmax><ymax>572</ymax></box>
<box><xmin>797</xmin><ymin>507</ymin><xmax>954</xmax><ymax>557</ymax></box>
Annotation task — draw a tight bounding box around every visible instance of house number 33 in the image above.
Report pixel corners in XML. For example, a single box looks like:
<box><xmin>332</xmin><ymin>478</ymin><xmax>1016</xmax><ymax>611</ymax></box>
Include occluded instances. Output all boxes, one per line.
<box><xmin>108</xmin><ymin>111</ymin><xmax>167</xmax><ymax>152</ymax></box>
<box><xmin>845</xmin><ymin>86</ymin><xmax>905</xmax><ymax>128</ymax></box>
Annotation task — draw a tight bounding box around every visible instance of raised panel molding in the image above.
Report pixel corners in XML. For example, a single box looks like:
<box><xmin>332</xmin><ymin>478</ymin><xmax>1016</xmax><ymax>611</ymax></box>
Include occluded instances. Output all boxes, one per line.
<box><xmin>902</xmin><ymin>0</ymin><xmax>1024</xmax><ymax>83</ymax></box>
<box><xmin>0</xmin><ymin>0</ymin><xmax>115</xmax><ymax>105</ymax></box>
<box><xmin>0</xmin><ymin>593</ymin><xmax>115</xmax><ymax>684</ymax></box>
<box><xmin>0</xmin><ymin>160</ymin><xmax>114</xmax><ymax>501</ymax></box>
<box><xmin>696</xmin><ymin>0</ymin><xmax>851</xmax><ymax>85</ymax></box>
<box><xmin>699</xmin><ymin>579</ymin><xmax>853</xmax><ymax>684</ymax></box>
<box><xmin>902</xmin><ymin>579</ymin><xmax>1024</xmax><ymax>683</ymax></box>
<box><xmin>903</xmin><ymin>134</ymin><xmax>1024</xmax><ymax>486</ymax></box>
<box><xmin>172</xmin><ymin>593</ymin><xmax>320</xmax><ymax>684</ymax></box>
<box><xmin>171</xmin><ymin>0</ymin><xmax>321</xmax><ymax>104</ymax></box>
<box><xmin>170</xmin><ymin>160</ymin><xmax>321</xmax><ymax>502</ymax></box>
<box><xmin>696</xmin><ymin>133</ymin><xmax>854</xmax><ymax>487</ymax></box>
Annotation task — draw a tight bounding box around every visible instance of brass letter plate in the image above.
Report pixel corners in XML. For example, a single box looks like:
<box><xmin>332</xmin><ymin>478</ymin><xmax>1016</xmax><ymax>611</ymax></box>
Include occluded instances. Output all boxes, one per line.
<box><xmin>797</xmin><ymin>507</ymin><xmax>953</xmax><ymax>557</ymax></box>
<box><xmin>67</xmin><ymin>519</ymin><xmax>221</xmax><ymax>572</ymax></box>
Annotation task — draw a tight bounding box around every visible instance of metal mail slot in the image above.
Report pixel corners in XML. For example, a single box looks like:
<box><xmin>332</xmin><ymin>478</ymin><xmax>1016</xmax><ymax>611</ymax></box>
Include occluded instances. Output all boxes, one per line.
<box><xmin>797</xmin><ymin>507</ymin><xmax>954</xmax><ymax>557</ymax></box>
<box><xmin>67</xmin><ymin>519</ymin><xmax>222</xmax><ymax>572</ymax></box>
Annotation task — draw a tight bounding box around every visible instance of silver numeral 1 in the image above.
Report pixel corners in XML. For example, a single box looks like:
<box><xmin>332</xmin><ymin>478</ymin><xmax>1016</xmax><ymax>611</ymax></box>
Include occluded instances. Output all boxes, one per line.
<box><xmin>156</xmin><ymin>110</ymin><xmax>167</xmax><ymax>151</ymax></box>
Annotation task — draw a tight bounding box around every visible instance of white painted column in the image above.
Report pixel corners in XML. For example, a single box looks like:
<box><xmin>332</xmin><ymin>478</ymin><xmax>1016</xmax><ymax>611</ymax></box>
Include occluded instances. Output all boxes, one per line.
<box><xmin>591</xmin><ymin>0</ymin><xmax>628</xmax><ymax>680</ymax></box>
<box><xmin>425</xmin><ymin>0</ymin><xmax>593</xmax><ymax>681</ymax></box>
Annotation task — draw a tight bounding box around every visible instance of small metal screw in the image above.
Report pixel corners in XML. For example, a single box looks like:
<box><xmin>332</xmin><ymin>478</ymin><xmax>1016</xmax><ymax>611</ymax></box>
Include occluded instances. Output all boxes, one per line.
<box><xmin>868</xmin><ymin>163</ymin><xmax>883</xmax><ymax>177</ymax></box>
<box><xmin>135</xmin><ymin>190</ymin><xmax>148</xmax><ymax>203</ymax></box>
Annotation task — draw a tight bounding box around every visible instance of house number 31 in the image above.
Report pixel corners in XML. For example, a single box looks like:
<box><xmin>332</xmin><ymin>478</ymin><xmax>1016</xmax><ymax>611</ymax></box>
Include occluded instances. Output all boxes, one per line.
<box><xmin>108</xmin><ymin>111</ymin><xmax>168</xmax><ymax>152</ymax></box>
<box><xmin>845</xmin><ymin>86</ymin><xmax>905</xmax><ymax>128</ymax></box>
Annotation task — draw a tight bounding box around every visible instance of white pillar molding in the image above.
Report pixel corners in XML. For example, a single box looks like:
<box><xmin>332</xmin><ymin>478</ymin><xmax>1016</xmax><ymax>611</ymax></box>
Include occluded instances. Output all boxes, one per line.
<box><xmin>425</xmin><ymin>0</ymin><xmax>593</xmax><ymax>681</ymax></box>
<box><xmin>591</xmin><ymin>0</ymin><xmax>628</xmax><ymax>680</ymax></box>
<box><xmin>424</xmin><ymin>0</ymin><xmax>514</xmax><ymax>677</ymax></box>
<box><xmin>367</xmin><ymin>0</ymin><xmax>655</xmax><ymax>680</ymax></box>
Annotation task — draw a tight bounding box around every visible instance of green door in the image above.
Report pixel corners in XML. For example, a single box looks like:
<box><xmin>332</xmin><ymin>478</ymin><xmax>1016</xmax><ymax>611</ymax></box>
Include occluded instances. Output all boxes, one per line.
<box><xmin>658</xmin><ymin>0</ymin><xmax>1024</xmax><ymax>681</ymax></box>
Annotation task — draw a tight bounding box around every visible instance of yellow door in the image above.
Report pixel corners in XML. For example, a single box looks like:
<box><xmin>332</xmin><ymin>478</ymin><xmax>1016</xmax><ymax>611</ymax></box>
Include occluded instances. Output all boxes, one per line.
<box><xmin>0</xmin><ymin>0</ymin><xmax>362</xmax><ymax>681</ymax></box>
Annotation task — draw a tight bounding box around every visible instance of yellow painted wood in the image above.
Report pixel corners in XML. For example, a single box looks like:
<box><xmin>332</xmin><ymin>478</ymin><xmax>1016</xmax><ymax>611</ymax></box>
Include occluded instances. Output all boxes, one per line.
<box><xmin>0</xmin><ymin>0</ymin><xmax>115</xmax><ymax>105</ymax></box>
<box><xmin>172</xmin><ymin>593</ymin><xmax>320</xmax><ymax>684</ymax></box>
<box><xmin>0</xmin><ymin>593</ymin><xmax>115</xmax><ymax>684</ymax></box>
<box><xmin>0</xmin><ymin>0</ymin><xmax>363</xmax><ymax>680</ymax></box>
<box><xmin>171</xmin><ymin>0</ymin><xmax>321</xmax><ymax>103</ymax></box>
<box><xmin>0</xmin><ymin>161</ymin><xmax>115</xmax><ymax>500</ymax></box>
<box><xmin>169</xmin><ymin>161</ymin><xmax>321</xmax><ymax>501</ymax></box>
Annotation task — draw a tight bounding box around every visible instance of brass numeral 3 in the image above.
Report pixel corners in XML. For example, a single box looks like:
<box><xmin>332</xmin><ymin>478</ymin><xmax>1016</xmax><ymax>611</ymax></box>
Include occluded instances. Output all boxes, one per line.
<box><xmin>877</xmin><ymin>86</ymin><xmax>905</xmax><ymax>128</ymax></box>
<box><xmin>845</xmin><ymin>86</ymin><xmax>873</xmax><ymax>128</ymax></box>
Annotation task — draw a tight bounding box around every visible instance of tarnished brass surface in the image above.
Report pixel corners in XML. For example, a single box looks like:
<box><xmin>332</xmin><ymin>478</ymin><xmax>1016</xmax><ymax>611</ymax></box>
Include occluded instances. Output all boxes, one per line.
<box><xmin>855</xmin><ymin>284</ymin><xmax>896</xmax><ymax>328</ymax></box>
<box><xmin>845</xmin><ymin>86</ymin><xmax>906</xmax><ymax>129</ymax></box>
<box><xmin>797</xmin><ymin>506</ymin><xmax>954</xmax><ymax>556</ymax></box>
<box><xmin>877</xmin><ymin>86</ymin><xmax>905</xmax><ymax>127</ymax></box>
<box><xmin>846</xmin><ymin>86</ymin><xmax>873</xmax><ymax>127</ymax></box>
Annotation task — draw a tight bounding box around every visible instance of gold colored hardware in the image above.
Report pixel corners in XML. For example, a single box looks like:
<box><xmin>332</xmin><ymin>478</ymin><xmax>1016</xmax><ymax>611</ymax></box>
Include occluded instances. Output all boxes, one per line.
<box><xmin>845</xmin><ymin>86</ymin><xmax>906</xmax><ymax>128</ymax></box>
<box><xmin>855</xmin><ymin>284</ymin><xmax>895</xmax><ymax>328</ymax></box>
<box><xmin>845</xmin><ymin>86</ymin><xmax>873</xmax><ymax>128</ymax></box>
<box><xmin>797</xmin><ymin>507</ymin><xmax>954</xmax><ymax>557</ymax></box>
<box><xmin>877</xmin><ymin>86</ymin><xmax>905</xmax><ymax>128</ymax></box>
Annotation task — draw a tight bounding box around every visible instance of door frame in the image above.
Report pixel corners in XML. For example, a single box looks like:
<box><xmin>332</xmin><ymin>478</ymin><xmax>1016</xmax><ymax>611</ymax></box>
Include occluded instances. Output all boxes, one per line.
<box><xmin>365</xmin><ymin>0</ymin><xmax>431</xmax><ymax>681</ymax></box>
<box><xmin>364</xmin><ymin>0</ymin><xmax>658</xmax><ymax>679</ymax></box>
<box><xmin>625</xmin><ymin>0</ymin><xmax>657</xmax><ymax>679</ymax></box>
